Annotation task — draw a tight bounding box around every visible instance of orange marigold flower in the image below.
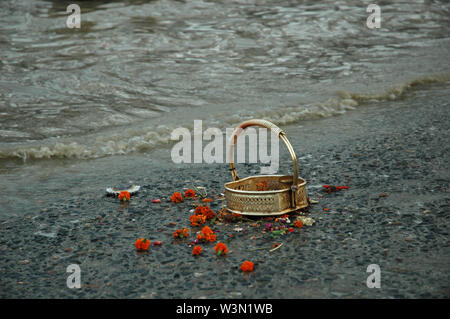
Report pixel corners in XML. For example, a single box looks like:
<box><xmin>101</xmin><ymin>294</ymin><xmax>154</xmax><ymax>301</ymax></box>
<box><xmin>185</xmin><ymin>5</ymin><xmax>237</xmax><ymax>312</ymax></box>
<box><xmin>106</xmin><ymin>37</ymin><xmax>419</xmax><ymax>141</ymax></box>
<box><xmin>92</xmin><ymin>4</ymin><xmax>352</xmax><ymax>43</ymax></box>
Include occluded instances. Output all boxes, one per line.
<box><xmin>256</xmin><ymin>180</ymin><xmax>268</xmax><ymax>191</ymax></box>
<box><xmin>190</xmin><ymin>214</ymin><xmax>206</xmax><ymax>227</ymax></box>
<box><xmin>192</xmin><ymin>245</ymin><xmax>202</xmax><ymax>256</ymax></box>
<box><xmin>184</xmin><ymin>189</ymin><xmax>196</xmax><ymax>198</ymax></box>
<box><xmin>202</xmin><ymin>198</ymin><xmax>212</xmax><ymax>203</ymax></box>
<box><xmin>173</xmin><ymin>228</ymin><xmax>189</xmax><ymax>239</ymax></box>
<box><xmin>240</xmin><ymin>260</ymin><xmax>254</xmax><ymax>272</ymax></box>
<box><xmin>135</xmin><ymin>238</ymin><xmax>150</xmax><ymax>251</ymax></box>
<box><xmin>205</xmin><ymin>233</ymin><xmax>216</xmax><ymax>243</ymax></box>
<box><xmin>118</xmin><ymin>191</ymin><xmax>130</xmax><ymax>201</ymax></box>
<box><xmin>196</xmin><ymin>225</ymin><xmax>217</xmax><ymax>243</ymax></box>
<box><xmin>195</xmin><ymin>205</ymin><xmax>215</xmax><ymax>220</ymax></box>
<box><xmin>294</xmin><ymin>220</ymin><xmax>303</xmax><ymax>228</ymax></box>
<box><xmin>170</xmin><ymin>192</ymin><xmax>183</xmax><ymax>203</ymax></box>
<box><xmin>201</xmin><ymin>225</ymin><xmax>213</xmax><ymax>236</ymax></box>
<box><xmin>214</xmin><ymin>242</ymin><xmax>228</xmax><ymax>256</ymax></box>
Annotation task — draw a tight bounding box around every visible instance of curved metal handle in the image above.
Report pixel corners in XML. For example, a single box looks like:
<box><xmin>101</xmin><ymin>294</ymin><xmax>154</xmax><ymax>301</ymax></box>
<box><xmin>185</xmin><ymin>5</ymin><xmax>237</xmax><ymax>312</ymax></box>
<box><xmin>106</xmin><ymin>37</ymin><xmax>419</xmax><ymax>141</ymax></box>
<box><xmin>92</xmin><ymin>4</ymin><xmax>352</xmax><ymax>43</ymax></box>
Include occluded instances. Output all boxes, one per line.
<box><xmin>228</xmin><ymin>119</ymin><xmax>299</xmax><ymax>199</ymax></box>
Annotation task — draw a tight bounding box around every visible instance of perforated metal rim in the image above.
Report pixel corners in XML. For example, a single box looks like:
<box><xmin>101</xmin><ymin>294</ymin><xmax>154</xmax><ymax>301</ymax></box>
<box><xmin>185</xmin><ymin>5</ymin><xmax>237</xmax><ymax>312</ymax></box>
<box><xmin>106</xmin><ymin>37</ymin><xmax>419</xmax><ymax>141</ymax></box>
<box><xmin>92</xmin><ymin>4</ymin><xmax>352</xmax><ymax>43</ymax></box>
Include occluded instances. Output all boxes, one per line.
<box><xmin>224</xmin><ymin>175</ymin><xmax>306</xmax><ymax>195</ymax></box>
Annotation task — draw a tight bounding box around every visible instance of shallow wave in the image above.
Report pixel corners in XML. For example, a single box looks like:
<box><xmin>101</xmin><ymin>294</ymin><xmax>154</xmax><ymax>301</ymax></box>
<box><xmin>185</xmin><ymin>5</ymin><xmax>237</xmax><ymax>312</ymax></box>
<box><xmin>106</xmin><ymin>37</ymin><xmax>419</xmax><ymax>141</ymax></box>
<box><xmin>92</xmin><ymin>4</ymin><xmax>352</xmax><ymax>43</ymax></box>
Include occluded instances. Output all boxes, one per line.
<box><xmin>1</xmin><ymin>72</ymin><xmax>448</xmax><ymax>161</ymax></box>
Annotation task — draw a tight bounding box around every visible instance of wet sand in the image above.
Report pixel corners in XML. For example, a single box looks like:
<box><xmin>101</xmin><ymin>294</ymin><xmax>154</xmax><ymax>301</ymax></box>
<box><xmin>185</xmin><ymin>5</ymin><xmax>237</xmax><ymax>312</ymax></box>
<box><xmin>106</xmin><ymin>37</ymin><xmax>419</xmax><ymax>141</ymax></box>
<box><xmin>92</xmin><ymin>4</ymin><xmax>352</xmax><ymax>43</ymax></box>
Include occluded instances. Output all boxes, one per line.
<box><xmin>0</xmin><ymin>83</ymin><xmax>449</xmax><ymax>298</ymax></box>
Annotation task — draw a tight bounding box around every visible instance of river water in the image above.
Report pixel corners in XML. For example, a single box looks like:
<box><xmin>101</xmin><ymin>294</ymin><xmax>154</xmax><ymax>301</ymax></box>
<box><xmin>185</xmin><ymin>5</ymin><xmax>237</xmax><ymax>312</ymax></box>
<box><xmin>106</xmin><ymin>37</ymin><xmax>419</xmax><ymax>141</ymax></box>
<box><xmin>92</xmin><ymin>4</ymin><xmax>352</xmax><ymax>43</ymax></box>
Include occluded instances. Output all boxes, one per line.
<box><xmin>0</xmin><ymin>0</ymin><xmax>449</xmax><ymax>214</ymax></box>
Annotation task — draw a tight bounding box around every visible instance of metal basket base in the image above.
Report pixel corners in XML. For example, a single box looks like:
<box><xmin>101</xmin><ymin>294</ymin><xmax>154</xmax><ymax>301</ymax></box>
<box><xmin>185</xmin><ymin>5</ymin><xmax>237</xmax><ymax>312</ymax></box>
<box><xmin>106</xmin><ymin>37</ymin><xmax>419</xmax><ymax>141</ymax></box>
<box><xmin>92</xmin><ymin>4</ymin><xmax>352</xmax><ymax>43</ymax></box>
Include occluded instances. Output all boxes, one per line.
<box><xmin>225</xmin><ymin>205</ymin><xmax>307</xmax><ymax>216</ymax></box>
<box><xmin>224</xmin><ymin>175</ymin><xmax>307</xmax><ymax>216</ymax></box>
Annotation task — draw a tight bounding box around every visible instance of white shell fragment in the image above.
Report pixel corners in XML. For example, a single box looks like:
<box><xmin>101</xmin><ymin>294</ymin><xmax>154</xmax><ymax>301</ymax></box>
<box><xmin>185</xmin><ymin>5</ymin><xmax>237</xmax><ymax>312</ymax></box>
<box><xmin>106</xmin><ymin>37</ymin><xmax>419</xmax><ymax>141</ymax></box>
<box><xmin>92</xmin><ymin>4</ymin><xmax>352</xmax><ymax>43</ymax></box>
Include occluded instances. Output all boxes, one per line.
<box><xmin>296</xmin><ymin>216</ymin><xmax>315</xmax><ymax>226</ymax></box>
<box><xmin>106</xmin><ymin>185</ymin><xmax>140</xmax><ymax>195</ymax></box>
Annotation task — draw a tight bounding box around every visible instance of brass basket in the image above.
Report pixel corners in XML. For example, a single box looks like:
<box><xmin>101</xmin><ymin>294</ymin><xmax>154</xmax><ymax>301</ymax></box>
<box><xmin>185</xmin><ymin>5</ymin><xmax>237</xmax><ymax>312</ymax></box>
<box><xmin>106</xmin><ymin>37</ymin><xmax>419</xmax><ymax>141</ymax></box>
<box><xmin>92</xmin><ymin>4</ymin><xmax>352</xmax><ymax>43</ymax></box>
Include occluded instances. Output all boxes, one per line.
<box><xmin>224</xmin><ymin>119</ymin><xmax>307</xmax><ymax>216</ymax></box>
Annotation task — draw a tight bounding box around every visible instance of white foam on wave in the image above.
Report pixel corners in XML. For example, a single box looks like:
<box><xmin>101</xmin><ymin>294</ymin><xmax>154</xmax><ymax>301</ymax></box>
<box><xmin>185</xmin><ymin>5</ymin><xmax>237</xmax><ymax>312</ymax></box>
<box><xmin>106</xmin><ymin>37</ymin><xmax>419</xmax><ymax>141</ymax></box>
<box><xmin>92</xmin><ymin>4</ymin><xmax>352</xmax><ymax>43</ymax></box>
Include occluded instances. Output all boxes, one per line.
<box><xmin>1</xmin><ymin>73</ymin><xmax>449</xmax><ymax>161</ymax></box>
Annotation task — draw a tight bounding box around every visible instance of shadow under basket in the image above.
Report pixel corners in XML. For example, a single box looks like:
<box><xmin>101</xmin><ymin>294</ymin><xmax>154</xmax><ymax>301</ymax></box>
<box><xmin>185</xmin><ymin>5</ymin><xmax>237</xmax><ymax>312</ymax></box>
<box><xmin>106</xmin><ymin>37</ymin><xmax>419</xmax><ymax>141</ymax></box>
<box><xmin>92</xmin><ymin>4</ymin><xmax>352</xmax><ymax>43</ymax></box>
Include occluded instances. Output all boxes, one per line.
<box><xmin>224</xmin><ymin>119</ymin><xmax>308</xmax><ymax>216</ymax></box>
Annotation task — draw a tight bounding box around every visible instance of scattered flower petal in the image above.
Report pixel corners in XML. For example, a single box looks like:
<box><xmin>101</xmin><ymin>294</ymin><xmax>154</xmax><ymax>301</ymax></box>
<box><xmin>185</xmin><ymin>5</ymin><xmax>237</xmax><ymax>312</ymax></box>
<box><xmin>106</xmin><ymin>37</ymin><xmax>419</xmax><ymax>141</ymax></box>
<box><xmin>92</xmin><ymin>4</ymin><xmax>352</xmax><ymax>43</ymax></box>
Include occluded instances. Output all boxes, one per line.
<box><xmin>240</xmin><ymin>260</ymin><xmax>254</xmax><ymax>272</ymax></box>
<box><xmin>135</xmin><ymin>238</ymin><xmax>150</xmax><ymax>251</ymax></box>
<box><xmin>323</xmin><ymin>185</ymin><xmax>349</xmax><ymax>193</ymax></box>
<box><xmin>195</xmin><ymin>205</ymin><xmax>216</xmax><ymax>220</ymax></box>
<box><xmin>173</xmin><ymin>228</ymin><xmax>189</xmax><ymax>239</ymax></box>
<box><xmin>170</xmin><ymin>192</ymin><xmax>183</xmax><ymax>203</ymax></box>
<box><xmin>256</xmin><ymin>180</ymin><xmax>268</xmax><ymax>191</ymax></box>
<box><xmin>192</xmin><ymin>245</ymin><xmax>202</xmax><ymax>256</ymax></box>
<box><xmin>118</xmin><ymin>191</ymin><xmax>130</xmax><ymax>201</ymax></box>
<box><xmin>197</xmin><ymin>225</ymin><xmax>216</xmax><ymax>243</ymax></box>
<box><xmin>190</xmin><ymin>214</ymin><xmax>207</xmax><ymax>227</ymax></box>
<box><xmin>214</xmin><ymin>242</ymin><xmax>228</xmax><ymax>256</ymax></box>
<box><xmin>184</xmin><ymin>189</ymin><xmax>196</xmax><ymax>198</ymax></box>
<box><xmin>294</xmin><ymin>221</ymin><xmax>303</xmax><ymax>228</ymax></box>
